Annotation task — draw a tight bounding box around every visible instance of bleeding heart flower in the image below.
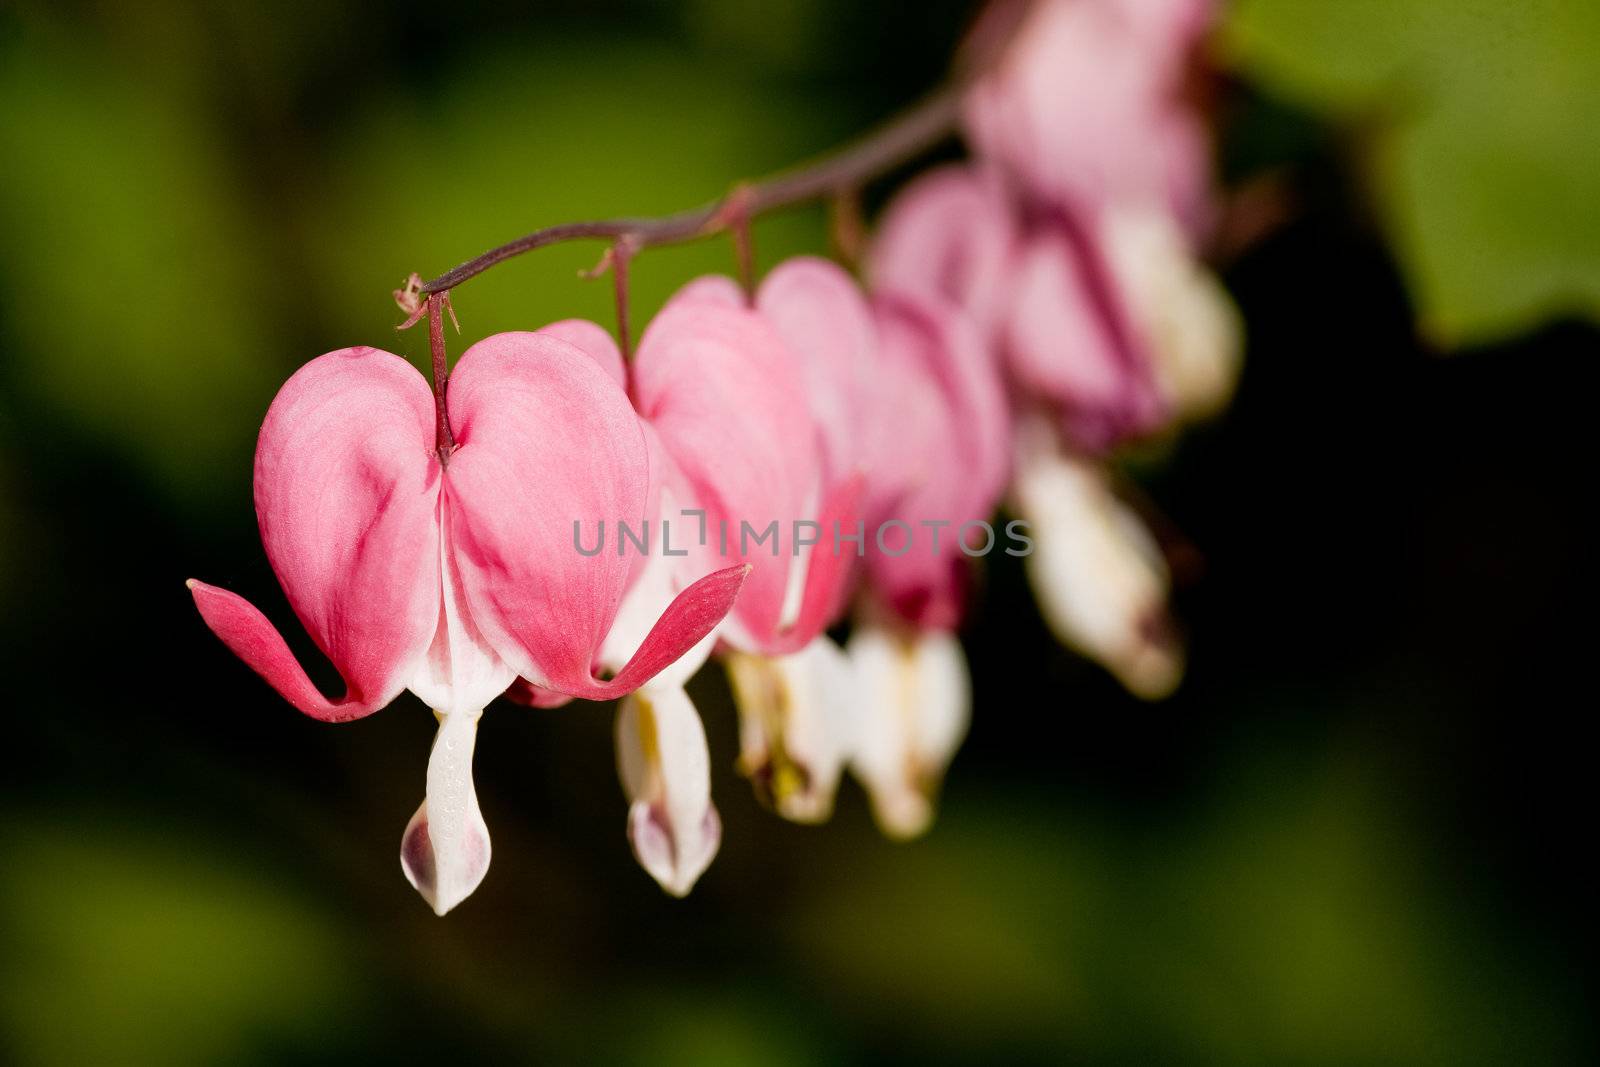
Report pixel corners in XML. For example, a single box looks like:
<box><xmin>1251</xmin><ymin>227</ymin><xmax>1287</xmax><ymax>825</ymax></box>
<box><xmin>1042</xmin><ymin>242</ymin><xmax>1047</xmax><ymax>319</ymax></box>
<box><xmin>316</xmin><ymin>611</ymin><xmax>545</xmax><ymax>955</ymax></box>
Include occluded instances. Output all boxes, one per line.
<box><xmin>631</xmin><ymin>278</ymin><xmax>859</xmax><ymax>655</ymax></box>
<box><xmin>872</xmin><ymin>164</ymin><xmax>1239</xmax><ymax>450</ymax></box>
<box><xmin>902</xmin><ymin>0</ymin><xmax>1234</xmax><ymax>450</ymax></box>
<box><xmin>541</xmin><ymin>278</ymin><xmax>861</xmax><ymax>889</ymax></box>
<box><xmin>743</xmin><ymin>259</ymin><xmax>1008</xmax><ymax>834</ymax></box>
<box><xmin>699</xmin><ymin>257</ymin><xmax>877</xmax><ymax>823</ymax></box>
<box><xmin>871</xmin><ymin>165</ymin><xmax>1163</xmax><ymax>450</ymax></box>
<box><xmin>188</xmin><ymin>336</ymin><xmax>747</xmax><ymax>914</ymax></box>
<box><xmin>645</xmin><ymin>274</ymin><xmax>878</xmax><ymax>835</ymax></box>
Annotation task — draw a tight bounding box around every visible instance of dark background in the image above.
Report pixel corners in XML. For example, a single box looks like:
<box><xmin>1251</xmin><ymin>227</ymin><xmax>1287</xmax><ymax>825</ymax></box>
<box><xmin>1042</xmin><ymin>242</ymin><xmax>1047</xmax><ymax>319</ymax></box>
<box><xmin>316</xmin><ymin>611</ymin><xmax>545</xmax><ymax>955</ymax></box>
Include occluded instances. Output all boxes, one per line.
<box><xmin>0</xmin><ymin>1</ymin><xmax>1592</xmax><ymax>1062</ymax></box>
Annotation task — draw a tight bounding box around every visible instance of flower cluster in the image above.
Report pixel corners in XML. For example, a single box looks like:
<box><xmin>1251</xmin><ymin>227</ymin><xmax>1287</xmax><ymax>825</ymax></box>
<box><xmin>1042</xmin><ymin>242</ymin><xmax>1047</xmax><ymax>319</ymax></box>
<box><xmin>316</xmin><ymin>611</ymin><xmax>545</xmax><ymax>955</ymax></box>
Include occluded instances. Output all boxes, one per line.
<box><xmin>190</xmin><ymin>0</ymin><xmax>1239</xmax><ymax>914</ymax></box>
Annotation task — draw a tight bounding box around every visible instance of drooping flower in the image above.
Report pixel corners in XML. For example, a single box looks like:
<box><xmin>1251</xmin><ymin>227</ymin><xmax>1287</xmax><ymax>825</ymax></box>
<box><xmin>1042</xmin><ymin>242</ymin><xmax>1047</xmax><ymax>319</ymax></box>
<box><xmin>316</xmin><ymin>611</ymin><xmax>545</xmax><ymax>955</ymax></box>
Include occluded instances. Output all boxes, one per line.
<box><xmin>756</xmin><ymin>259</ymin><xmax>1012</xmax><ymax>625</ymax></box>
<box><xmin>870</xmin><ymin>166</ymin><xmax>1226</xmax><ymax>696</ymax></box>
<box><xmin>664</xmin><ymin>271</ymin><xmax>873</xmax><ymax>826</ymax></box>
<box><xmin>874</xmin><ymin>0</ymin><xmax>1238</xmax><ymax>704</ymax></box>
<box><xmin>825</xmin><ymin>285</ymin><xmax>1009</xmax><ymax>837</ymax></box>
<box><xmin>702</xmin><ymin>258</ymin><xmax>875</xmax><ymax>824</ymax></box>
<box><xmin>189</xmin><ymin>336</ymin><xmax>747</xmax><ymax>913</ymax></box>
<box><xmin>724</xmin><ymin>251</ymin><xmax>1010</xmax><ymax>840</ymax></box>
<box><xmin>870</xmin><ymin>163</ymin><xmax>1239</xmax><ymax>450</ymax></box>
<box><xmin>902</xmin><ymin>0</ymin><xmax>1235</xmax><ymax>447</ymax></box>
<box><xmin>707</xmin><ymin>258</ymin><xmax>1006</xmax><ymax>832</ymax></box>
<box><xmin>541</xmin><ymin>280</ymin><xmax>860</xmax><ymax>887</ymax></box>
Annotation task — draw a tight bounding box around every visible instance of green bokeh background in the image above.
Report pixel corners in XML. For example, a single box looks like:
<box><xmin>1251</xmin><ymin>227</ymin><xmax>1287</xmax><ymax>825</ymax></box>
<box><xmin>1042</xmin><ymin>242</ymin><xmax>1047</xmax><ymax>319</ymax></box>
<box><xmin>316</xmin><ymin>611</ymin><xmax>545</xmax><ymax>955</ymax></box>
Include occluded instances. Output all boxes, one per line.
<box><xmin>0</xmin><ymin>2</ymin><xmax>1592</xmax><ymax>1063</ymax></box>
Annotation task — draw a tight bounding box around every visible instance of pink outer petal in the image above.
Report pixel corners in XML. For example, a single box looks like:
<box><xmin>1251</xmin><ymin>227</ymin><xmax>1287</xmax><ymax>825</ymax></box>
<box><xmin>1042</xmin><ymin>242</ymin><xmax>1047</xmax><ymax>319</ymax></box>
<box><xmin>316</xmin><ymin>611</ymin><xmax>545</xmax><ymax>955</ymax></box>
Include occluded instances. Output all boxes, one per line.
<box><xmin>668</xmin><ymin>274</ymin><xmax>745</xmax><ymax>308</ymax></box>
<box><xmin>867</xmin><ymin>166</ymin><xmax>1017</xmax><ymax>339</ymax></box>
<box><xmin>441</xmin><ymin>331</ymin><xmax>642</xmax><ymax>693</ymax></box>
<box><xmin>537</xmin><ymin>319</ymin><xmax>626</xmax><ymax>390</ymax></box>
<box><xmin>440</xmin><ymin>332</ymin><xmax>748</xmax><ymax>700</ymax></box>
<box><xmin>536</xmin><ymin>318</ymin><xmax>656</xmax><ymax>590</ymax></box>
<box><xmin>962</xmin><ymin>0</ymin><xmax>1218</xmax><ymax>223</ymax></box>
<box><xmin>755</xmin><ymin>257</ymin><xmax>876</xmax><ymax>487</ymax></box>
<box><xmin>863</xmin><ymin>294</ymin><xmax>1011</xmax><ymax>630</ymax></box>
<box><xmin>633</xmin><ymin>284</ymin><xmax>818</xmax><ymax>651</ymax></box>
<box><xmin>1004</xmin><ymin>221</ymin><xmax>1166</xmax><ymax>450</ymax></box>
<box><xmin>190</xmin><ymin>346</ymin><xmax>442</xmax><ymax>720</ymax></box>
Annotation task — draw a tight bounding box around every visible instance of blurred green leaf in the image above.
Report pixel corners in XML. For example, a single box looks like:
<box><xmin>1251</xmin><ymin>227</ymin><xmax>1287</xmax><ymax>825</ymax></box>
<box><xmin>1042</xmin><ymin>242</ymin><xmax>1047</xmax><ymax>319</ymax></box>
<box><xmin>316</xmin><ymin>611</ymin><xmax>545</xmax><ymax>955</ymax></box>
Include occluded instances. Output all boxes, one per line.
<box><xmin>0</xmin><ymin>815</ymin><xmax>362</xmax><ymax>1066</ymax></box>
<box><xmin>0</xmin><ymin>31</ymin><xmax>280</xmax><ymax>505</ymax></box>
<box><xmin>784</xmin><ymin>750</ymin><xmax>1581</xmax><ymax>1064</ymax></box>
<box><xmin>603</xmin><ymin>986</ymin><xmax>838</xmax><ymax>1067</ymax></box>
<box><xmin>1223</xmin><ymin>0</ymin><xmax>1600</xmax><ymax>344</ymax></box>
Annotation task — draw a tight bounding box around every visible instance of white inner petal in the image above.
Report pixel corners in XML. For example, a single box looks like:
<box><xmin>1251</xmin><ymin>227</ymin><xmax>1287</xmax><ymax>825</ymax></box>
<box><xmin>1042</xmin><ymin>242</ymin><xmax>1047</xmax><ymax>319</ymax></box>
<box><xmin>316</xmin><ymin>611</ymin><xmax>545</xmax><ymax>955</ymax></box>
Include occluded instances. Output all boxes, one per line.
<box><xmin>728</xmin><ymin>637</ymin><xmax>858</xmax><ymax>824</ymax></box>
<box><xmin>846</xmin><ymin>624</ymin><xmax>971</xmax><ymax>840</ymax></box>
<box><xmin>1010</xmin><ymin>431</ymin><xmax>1181</xmax><ymax>699</ymax></box>
<box><xmin>616</xmin><ymin>686</ymin><xmax>720</xmax><ymax>897</ymax></box>
<box><xmin>407</xmin><ymin>495</ymin><xmax>517</xmax><ymax>715</ymax></box>
<box><xmin>400</xmin><ymin>708</ymin><xmax>491</xmax><ymax>916</ymax></box>
<box><xmin>397</xmin><ymin>493</ymin><xmax>512</xmax><ymax>916</ymax></box>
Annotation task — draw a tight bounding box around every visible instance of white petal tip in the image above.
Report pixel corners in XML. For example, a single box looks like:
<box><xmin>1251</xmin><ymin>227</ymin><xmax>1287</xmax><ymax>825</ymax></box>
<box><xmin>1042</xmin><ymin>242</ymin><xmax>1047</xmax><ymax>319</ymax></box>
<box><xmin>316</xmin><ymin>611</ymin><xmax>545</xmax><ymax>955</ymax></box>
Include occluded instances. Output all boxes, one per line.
<box><xmin>1113</xmin><ymin>614</ymin><xmax>1185</xmax><ymax>701</ymax></box>
<box><xmin>778</xmin><ymin>795</ymin><xmax>836</xmax><ymax>826</ymax></box>
<box><xmin>627</xmin><ymin>799</ymin><xmax>720</xmax><ymax>898</ymax></box>
<box><xmin>879</xmin><ymin>808</ymin><xmax>934</xmax><ymax>842</ymax></box>
<box><xmin>739</xmin><ymin>754</ymin><xmax>837</xmax><ymax>825</ymax></box>
<box><xmin>400</xmin><ymin>802</ymin><xmax>491</xmax><ymax>916</ymax></box>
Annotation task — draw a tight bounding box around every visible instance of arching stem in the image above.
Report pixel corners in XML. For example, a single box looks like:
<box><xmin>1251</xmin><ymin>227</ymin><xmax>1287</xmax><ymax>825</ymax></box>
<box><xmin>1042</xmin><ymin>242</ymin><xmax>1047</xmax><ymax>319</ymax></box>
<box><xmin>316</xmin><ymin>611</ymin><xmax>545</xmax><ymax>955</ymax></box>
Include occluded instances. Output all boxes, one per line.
<box><xmin>405</xmin><ymin>84</ymin><xmax>962</xmax><ymax>300</ymax></box>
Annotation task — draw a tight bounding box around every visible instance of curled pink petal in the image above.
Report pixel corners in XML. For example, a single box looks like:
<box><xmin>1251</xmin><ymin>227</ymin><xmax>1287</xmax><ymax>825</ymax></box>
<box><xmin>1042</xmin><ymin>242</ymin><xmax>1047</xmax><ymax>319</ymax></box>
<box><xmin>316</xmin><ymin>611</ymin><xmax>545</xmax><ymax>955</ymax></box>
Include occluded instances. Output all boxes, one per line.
<box><xmin>188</xmin><ymin>581</ymin><xmax>390</xmax><ymax>722</ymax></box>
<box><xmin>571</xmin><ymin>563</ymin><xmax>750</xmax><ymax>701</ymax></box>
